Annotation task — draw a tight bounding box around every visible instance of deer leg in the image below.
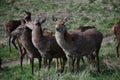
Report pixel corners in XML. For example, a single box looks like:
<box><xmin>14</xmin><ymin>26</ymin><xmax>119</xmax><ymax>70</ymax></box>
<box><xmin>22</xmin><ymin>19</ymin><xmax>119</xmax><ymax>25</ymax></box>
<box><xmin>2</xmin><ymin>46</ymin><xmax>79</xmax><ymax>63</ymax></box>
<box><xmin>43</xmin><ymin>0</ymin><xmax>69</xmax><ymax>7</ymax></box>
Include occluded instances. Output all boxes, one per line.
<box><xmin>96</xmin><ymin>54</ymin><xmax>100</xmax><ymax>72</ymax></box>
<box><xmin>81</xmin><ymin>57</ymin><xmax>84</xmax><ymax>63</ymax></box>
<box><xmin>115</xmin><ymin>40</ymin><xmax>120</xmax><ymax>58</ymax></box>
<box><xmin>43</xmin><ymin>58</ymin><xmax>47</xmax><ymax>68</ymax></box>
<box><xmin>87</xmin><ymin>54</ymin><xmax>95</xmax><ymax>64</ymax></box>
<box><xmin>17</xmin><ymin>40</ymin><xmax>22</xmax><ymax>55</ymax></box>
<box><xmin>76</xmin><ymin>57</ymin><xmax>80</xmax><ymax>72</ymax></box>
<box><xmin>59</xmin><ymin>58</ymin><xmax>62</xmax><ymax>71</ymax></box>
<box><xmin>38</xmin><ymin>57</ymin><xmax>42</xmax><ymax>71</ymax></box>
<box><xmin>20</xmin><ymin>47</ymin><xmax>27</xmax><ymax>71</ymax></box>
<box><xmin>20</xmin><ymin>51</ymin><xmax>26</xmax><ymax>71</ymax></box>
<box><xmin>56</xmin><ymin>58</ymin><xmax>62</xmax><ymax>72</ymax></box>
<box><xmin>68</xmin><ymin>56</ymin><xmax>74</xmax><ymax>73</ymax></box>
<box><xmin>30</xmin><ymin>58</ymin><xmax>34</xmax><ymax>75</ymax></box>
<box><xmin>48</xmin><ymin>58</ymin><xmax>52</xmax><ymax>70</ymax></box>
<box><xmin>60</xmin><ymin>57</ymin><xmax>67</xmax><ymax>73</ymax></box>
<box><xmin>17</xmin><ymin>39</ymin><xmax>24</xmax><ymax>71</ymax></box>
<box><xmin>9</xmin><ymin>36</ymin><xmax>11</xmax><ymax>52</ymax></box>
<box><xmin>95</xmin><ymin>45</ymin><xmax>101</xmax><ymax>73</ymax></box>
<box><xmin>56</xmin><ymin>58</ymin><xmax>59</xmax><ymax>71</ymax></box>
<box><xmin>11</xmin><ymin>36</ymin><xmax>18</xmax><ymax>50</ymax></box>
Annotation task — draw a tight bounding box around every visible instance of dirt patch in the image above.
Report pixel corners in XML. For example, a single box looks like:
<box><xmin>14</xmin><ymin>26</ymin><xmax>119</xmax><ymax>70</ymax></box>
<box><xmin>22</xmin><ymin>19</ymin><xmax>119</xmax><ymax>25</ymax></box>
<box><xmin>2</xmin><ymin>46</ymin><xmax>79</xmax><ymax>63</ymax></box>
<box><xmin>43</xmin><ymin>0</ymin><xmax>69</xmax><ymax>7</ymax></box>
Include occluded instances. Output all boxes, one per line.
<box><xmin>102</xmin><ymin>35</ymin><xmax>115</xmax><ymax>43</ymax></box>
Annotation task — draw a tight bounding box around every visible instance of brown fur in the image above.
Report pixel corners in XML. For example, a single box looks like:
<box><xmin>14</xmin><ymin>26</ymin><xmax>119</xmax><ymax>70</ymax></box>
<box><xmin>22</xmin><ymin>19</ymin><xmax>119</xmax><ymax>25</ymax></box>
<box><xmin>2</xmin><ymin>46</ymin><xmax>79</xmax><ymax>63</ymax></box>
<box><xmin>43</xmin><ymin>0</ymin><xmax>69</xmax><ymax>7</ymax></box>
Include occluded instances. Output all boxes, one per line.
<box><xmin>4</xmin><ymin>19</ymin><xmax>24</xmax><ymax>51</ymax></box>
<box><xmin>11</xmin><ymin>11</ymin><xmax>31</xmax><ymax>72</ymax></box>
<box><xmin>4</xmin><ymin>11</ymin><xmax>31</xmax><ymax>52</ymax></box>
<box><xmin>12</xmin><ymin>25</ymin><xmax>42</xmax><ymax>75</ymax></box>
<box><xmin>11</xmin><ymin>23</ymin><xmax>53</xmax><ymax>73</ymax></box>
<box><xmin>112</xmin><ymin>21</ymin><xmax>120</xmax><ymax>57</ymax></box>
<box><xmin>43</xmin><ymin>28</ymin><xmax>52</xmax><ymax>36</ymax></box>
<box><xmin>30</xmin><ymin>17</ymin><xmax>67</xmax><ymax>72</ymax></box>
<box><xmin>76</xmin><ymin>26</ymin><xmax>96</xmax><ymax>32</ymax></box>
<box><xmin>54</xmin><ymin>18</ymin><xmax>103</xmax><ymax>72</ymax></box>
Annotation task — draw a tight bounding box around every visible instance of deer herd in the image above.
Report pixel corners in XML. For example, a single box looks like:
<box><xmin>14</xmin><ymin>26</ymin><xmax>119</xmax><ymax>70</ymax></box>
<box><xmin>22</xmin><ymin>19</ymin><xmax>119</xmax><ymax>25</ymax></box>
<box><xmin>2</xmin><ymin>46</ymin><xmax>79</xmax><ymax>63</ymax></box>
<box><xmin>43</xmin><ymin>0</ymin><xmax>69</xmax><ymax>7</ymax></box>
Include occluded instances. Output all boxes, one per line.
<box><xmin>1</xmin><ymin>11</ymin><xmax>120</xmax><ymax>75</ymax></box>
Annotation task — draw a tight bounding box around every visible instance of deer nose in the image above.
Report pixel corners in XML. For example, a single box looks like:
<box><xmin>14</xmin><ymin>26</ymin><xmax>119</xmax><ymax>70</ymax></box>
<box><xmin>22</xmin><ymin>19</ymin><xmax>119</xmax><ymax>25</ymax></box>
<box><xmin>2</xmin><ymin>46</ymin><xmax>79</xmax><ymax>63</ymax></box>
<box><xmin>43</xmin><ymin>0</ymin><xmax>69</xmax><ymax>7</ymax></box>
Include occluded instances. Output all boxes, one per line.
<box><xmin>56</xmin><ymin>27</ymin><xmax>59</xmax><ymax>31</ymax></box>
<box><xmin>55</xmin><ymin>25</ymin><xmax>60</xmax><ymax>31</ymax></box>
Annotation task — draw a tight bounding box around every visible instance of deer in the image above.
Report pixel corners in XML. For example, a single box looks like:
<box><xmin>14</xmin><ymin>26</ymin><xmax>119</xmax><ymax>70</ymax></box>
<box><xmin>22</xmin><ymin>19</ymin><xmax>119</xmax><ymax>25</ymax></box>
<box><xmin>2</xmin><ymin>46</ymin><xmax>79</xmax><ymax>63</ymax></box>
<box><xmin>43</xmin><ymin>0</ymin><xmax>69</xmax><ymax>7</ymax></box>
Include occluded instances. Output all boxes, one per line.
<box><xmin>10</xmin><ymin>11</ymin><xmax>39</xmax><ymax>74</ymax></box>
<box><xmin>4</xmin><ymin>11</ymin><xmax>31</xmax><ymax>52</ymax></box>
<box><xmin>53</xmin><ymin>17</ymin><xmax>103</xmax><ymax>72</ymax></box>
<box><xmin>52</xmin><ymin>16</ymin><xmax>96</xmax><ymax>70</ymax></box>
<box><xmin>4</xmin><ymin>19</ymin><xmax>23</xmax><ymax>52</ymax></box>
<box><xmin>26</xmin><ymin>16</ymin><xmax>67</xmax><ymax>73</ymax></box>
<box><xmin>112</xmin><ymin>21</ymin><xmax>120</xmax><ymax>58</ymax></box>
<box><xmin>11</xmin><ymin>13</ymin><xmax>60</xmax><ymax>74</ymax></box>
<box><xmin>11</xmin><ymin>23</ymin><xmax>42</xmax><ymax>75</ymax></box>
<box><xmin>76</xmin><ymin>26</ymin><xmax>96</xmax><ymax>32</ymax></box>
<box><xmin>7</xmin><ymin>11</ymin><xmax>32</xmax><ymax>71</ymax></box>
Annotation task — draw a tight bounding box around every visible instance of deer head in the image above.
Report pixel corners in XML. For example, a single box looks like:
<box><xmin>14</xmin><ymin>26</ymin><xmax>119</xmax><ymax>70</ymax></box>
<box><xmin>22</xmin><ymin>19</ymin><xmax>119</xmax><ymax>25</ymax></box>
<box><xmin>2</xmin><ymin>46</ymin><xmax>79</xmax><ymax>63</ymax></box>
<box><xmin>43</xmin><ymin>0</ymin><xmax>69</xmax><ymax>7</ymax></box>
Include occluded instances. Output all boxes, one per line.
<box><xmin>20</xmin><ymin>11</ymin><xmax>31</xmax><ymax>21</ymax></box>
<box><xmin>53</xmin><ymin>16</ymin><xmax>68</xmax><ymax>33</ymax></box>
<box><xmin>34</xmin><ymin>16</ymin><xmax>46</xmax><ymax>26</ymax></box>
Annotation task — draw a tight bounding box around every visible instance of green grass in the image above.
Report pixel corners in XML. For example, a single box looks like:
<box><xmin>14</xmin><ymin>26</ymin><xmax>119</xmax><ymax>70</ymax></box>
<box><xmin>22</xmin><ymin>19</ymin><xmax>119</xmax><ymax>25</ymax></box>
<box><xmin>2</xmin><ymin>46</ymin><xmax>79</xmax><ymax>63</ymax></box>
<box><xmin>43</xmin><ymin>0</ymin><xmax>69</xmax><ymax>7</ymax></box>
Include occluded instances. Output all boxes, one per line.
<box><xmin>1</xmin><ymin>39</ymin><xmax>120</xmax><ymax>80</ymax></box>
<box><xmin>0</xmin><ymin>0</ymin><xmax>120</xmax><ymax>36</ymax></box>
<box><xmin>0</xmin><ymin>65</ymin><xmax>34</xmax><ymax>80</ymax></box>
<box><xmin>0</xmin><ymin>46</ymin><xmax>19</xmax><ymax>62</ymax></box>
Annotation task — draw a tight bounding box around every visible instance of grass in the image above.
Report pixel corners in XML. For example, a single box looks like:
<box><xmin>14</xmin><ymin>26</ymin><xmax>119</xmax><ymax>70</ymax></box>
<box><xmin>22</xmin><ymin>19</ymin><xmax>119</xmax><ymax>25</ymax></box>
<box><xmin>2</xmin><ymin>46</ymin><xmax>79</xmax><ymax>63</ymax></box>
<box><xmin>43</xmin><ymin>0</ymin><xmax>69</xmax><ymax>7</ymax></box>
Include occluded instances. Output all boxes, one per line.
<box><xmin>0</xmin><ymin>0</ymin><xmax>120</xmax><ymax>36</ymax></box>
<box><xmin>1</xmin><ymin>39</ymin><xmax>120</xmax><ymax>80</ymax></box>
<box><xmin>0</xmin><ymin>46</ymin><xmax>19</xmax><ymax>63</ymax></box>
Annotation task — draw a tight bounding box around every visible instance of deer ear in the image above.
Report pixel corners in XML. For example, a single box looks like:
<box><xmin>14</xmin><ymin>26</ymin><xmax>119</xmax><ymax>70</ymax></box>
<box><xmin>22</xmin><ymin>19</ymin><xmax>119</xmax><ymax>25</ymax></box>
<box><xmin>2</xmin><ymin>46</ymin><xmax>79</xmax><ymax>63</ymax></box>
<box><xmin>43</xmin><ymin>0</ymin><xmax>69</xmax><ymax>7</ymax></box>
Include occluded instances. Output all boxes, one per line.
<box><xmin>34</xmin><ymin>17</ymin><xmax>39</xmax><ymax>24</ymax></box>
<box><xmin>40</xmin><ymin>17</ymin><xmax>46</xmax><ymax>23</ymax></box>
<box><xmin>52</xmin><ymin>16</ymin><xmax>57</xmax><ymax>21</ymax></box>
<box><xmin>63</xmin><ymin>16</ymin><xmax>69</xmax><ymax>23</ymax></box>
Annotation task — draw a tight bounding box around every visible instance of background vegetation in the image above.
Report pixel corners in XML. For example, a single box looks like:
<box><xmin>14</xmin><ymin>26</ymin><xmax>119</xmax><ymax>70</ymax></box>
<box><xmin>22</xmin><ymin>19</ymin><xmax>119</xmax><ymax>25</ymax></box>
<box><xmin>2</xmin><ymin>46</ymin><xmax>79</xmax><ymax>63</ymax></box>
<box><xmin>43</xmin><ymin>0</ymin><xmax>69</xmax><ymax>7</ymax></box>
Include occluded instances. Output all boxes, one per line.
<box><xmin>0</xmin><ymin>0</ymin><xmax>120</xmax><ymax>80</ymax></box>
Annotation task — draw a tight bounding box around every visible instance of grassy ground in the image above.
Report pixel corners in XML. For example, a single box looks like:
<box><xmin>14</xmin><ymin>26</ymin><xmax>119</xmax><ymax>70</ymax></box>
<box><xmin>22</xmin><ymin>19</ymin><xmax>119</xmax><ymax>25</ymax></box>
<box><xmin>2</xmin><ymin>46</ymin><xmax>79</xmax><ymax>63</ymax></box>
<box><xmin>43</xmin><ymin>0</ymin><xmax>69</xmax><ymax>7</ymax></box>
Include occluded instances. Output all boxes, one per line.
<box><xmin>0</xmin><ymin>0</ymin><xmax>120</xmax><ymax>80</ymax></box>
<box><xmin>1</xmin><ymin>39</ymin><xmax>120</xmax><ymax>80</ymax></box>
<box><xmin>0</xmin><ymin>0</ymin><xmax>120</xmax><ymax>38</ymax></box>
<box><xmin>0</xmin><ymin>46</ymin><xmax>18</xmax><ymax>63</ymax></box>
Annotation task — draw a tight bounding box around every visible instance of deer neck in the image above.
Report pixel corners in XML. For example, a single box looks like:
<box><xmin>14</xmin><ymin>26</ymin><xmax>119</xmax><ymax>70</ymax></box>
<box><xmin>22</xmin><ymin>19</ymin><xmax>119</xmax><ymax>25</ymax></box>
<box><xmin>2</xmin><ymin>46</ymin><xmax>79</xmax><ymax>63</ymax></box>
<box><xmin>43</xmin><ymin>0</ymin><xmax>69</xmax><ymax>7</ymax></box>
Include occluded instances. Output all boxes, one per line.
<box><xmin>32</xmin><ymin>24</ymin><xmax>43</xmax><ymax>40</ymax></box>
<box><xmin>55</xmin><ymin>30</ymin><xmax>72</xmax><ymax>56</ymax></box>
<box><xmin>55</xmin><ymin>30</ymin><xmax>69</xmax><ymax>46</ymax></box>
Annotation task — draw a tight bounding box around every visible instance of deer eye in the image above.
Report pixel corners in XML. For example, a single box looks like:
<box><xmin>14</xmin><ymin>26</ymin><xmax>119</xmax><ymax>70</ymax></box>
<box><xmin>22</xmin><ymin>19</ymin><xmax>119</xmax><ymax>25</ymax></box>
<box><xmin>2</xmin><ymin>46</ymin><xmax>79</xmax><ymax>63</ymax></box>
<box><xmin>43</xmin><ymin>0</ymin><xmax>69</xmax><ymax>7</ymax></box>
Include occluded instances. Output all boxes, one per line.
<box><xmin>61</xmin><ymin>24</ymin><xmax>65</xmax><ymax>27</ymax></box>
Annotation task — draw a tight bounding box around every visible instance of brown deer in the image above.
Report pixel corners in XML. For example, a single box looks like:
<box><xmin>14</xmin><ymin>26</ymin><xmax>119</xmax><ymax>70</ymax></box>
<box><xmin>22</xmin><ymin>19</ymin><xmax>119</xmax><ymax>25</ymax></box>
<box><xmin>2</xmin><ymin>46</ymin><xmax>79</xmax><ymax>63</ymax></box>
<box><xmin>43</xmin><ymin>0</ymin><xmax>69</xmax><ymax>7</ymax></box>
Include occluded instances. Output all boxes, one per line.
<box><xmin>4</xmin><ymin>11</ymin><xmax>31</xmax><ymax>52</ymax></box>
<box><xmin>112</xmin><ymin>21</ymin><xmax>120</xmax><ymax>58</ymax></box>
<box><xmin>11</xmin><ymin>14</ymin><xmax>60</xmax><ymax>74</ymax></box>
<box><xmin>11</xmin><ymin>17</ymin><xmax>55</xmax><ymax>73</ymax></box>
<box><xmin>27</xmin><ymin>17</ymin><xmax>67</xmax><ymax>72</ymax></box>
<box><xmin>4</xmin><ymin>19</ymin><xmax>24</xmax><ymax>52</ymax></box>
<box><xmin>53</xmin><ymin>17</ymin><xmax>103</xmax><ymax>72</ymax></box>
<box><xmin>8</xmin><ymin>11</ymin><xmax>32</xmax><ymax>71</ymax></box>
<box><xmin>11</xmin><ymin>24</ymin><xmax>42</xmax><ymax>75</ymax></box>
